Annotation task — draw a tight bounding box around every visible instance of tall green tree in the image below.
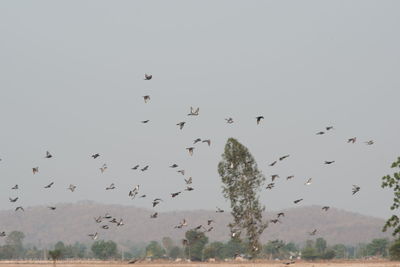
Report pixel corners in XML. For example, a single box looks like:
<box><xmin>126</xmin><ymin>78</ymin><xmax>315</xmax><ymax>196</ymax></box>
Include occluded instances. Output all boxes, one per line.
<box><xmin>218</xmin><ymin>138</ymin><xmax>267</xmax><ymax>257</ymax></box>
<box><xmin>381</xmin><ymin>157</ymin><xmax>400</xmax><ymax>237</ymax></box>
<box><xmin>145</xmin><ymin>241</ymin><xmax>165</xmax><ymax>259</ymax></box>
<box><xmin>366</xmin><ymin>238</ymin><xmax>389</xmax><ymax>257</ymax></box>
<box><xmin>4</xmin><ymin>231</ymin><xmax>25</xmax><ymax>259</ymax></box>
<box><xmin>184</xmin><ymin>229</ymin><xmax>208</xmax><ymax>261</ymax></box>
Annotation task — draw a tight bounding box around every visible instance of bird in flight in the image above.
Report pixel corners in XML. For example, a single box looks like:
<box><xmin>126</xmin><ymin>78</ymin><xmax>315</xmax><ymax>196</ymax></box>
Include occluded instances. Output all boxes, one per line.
<box><xmin>326</xmin><ymin>126</ymin><xmax>334</xmax><ymax>131</ymax></box>
<box><xmin>101</xmin><ymin>225</ymin><xmax>109</xmax><ymax>230</ymax></box>
<box><xmin>177</xmin><ymin>169</ymin><xmax>185</xmax><ymax>175</ymax></box>
<box><xmin>316</xmin><ymin>131</ymin><xmax>325</xmax><ymax>135</ymax></box>
<box><xmin>171</xmin><ymin>192</ymin><xmax>181</xmax><ymax>198</ymax></box>
<box><xmin>202</xmin><ymin>139</ymin><xmax>211</xmax><ymax>146</ymax></box>
<box><xmin>188</xmin><ymin>107</ymin><xmax>199</xmax><ymax>116</ymax></box>
<box><xmin>32</xmin><ymin>167</ymin><xmax>39</xmax><ymax>175</ymax></box>
<box><xmin>88</xmin><ymin>232</ymin><xmax>98</xmax><ymax>240</ymax></box>
<box><xmin>44</xmin><ymin>182</ymin><xmax>54</xmax><ymax>189</ymax></box>
<box><xmin>15</xmin><ymin>206</ymin><xmax>24</xmax><ymax>212</ymax></box>
<box><xmin>309</xmin><ymin>229</ymin><xmax>317</xmax><ymax>236</ymax></box>
<box><xmin>271</xmin><ymin>174</ymin><xmax>279</xmax><ymax>182</ymax></box>
<box><xmin>193</xmin><ymin>138</ymin><xmax>202</xmax><ymax>144</ymax></box>
<box><xmin>186</xmin><ymin>147</ymin><xmax>194</xmax><ymax>156</ymax></box>
<box><xmin>141</xmin><ymin>120</ymin><xmax>150</xmax><ymax>124</ymax></box>
<box><xmin>0</xmin><ymin>232</ymin><xmax>5</xmax><ymax>237</ymax></box>
<box><xmin>324</xmin><ymin>160</ymin><xmax>335</xmax><ymax>165</ymax></box>
<box><xmin>100</xmin><ymin>163</ymin><xmax>108</xmax><ymax>173</ymax></box>
<box><xmin>269</xmin><ymin>161</ymin><xmax>277</xmax><ymax>167</ymax></box>
<box><xmin>48</xmin><ymin>206</ymin><xmax>56</xmax><ymax>210</ymax></box>
<box><xmin>352</xmin><ymin>185</ymin><xmax>361</xmax><ymax>195</ymax></box>
<box><xmin>225</xmin><ymin>118</ymin><xmax>234</xmax><ymax>124</ymax></box>
<box><xmin>152</xmin><ymin>198</ymin><xmax>162</xmax><ymax>207</ymax></box>
<box><xmin>67</xmin><ymin>184</ymin><xmax>76</xmax><ymax>192</ymax></box>
<box><xmin>106</xmin><ymin>183</ymin><xmax>116</xmax><ymax>190</ymax></box>
<box><xmin>94</xmin><ymin>216</ymin><xmax>102</xmax><ymax>223</ymax></box>
<box><xmin>11</xmin><ymin>185</ymin><xmax>18</xmax><ymax>190</ymax></box>
<box><xmin>184</xmin><ymin>177</ymin><xmax>192</xmax><ymax>184</ymax></box>
<box><xmin>9</xmin><ymin>197</ymin><xmax>18</xmax><ymax>203</ymax></box>
<box><xmin>185</xmin><ymin>186</ymin><xmax>194</xmax><ymax>191</ymax></box>
<box><xmin>132</xmin><ymin>165</ymin><xmax>140</xmax><ymax>170</ymax></box>
<box><xmin>144</xmin><ymin>73</ymin><xmax>152</xmax><ymax>80</ymax></box>
<box><xmin>150</xmin><ymin>212</ymin><xmax>158</xmax><ymax>218</ymax></box>
<box><xmin>304</xmin><ymin>178</ymin><xmax>312</xmax><ymax>186</ymax></box>
<box><xmin>143</xmin><ymin>95</ymin><xmax>150</xmax><ymax>103</ymax></box>
<box><xmin>365</xmin><ymin>140</ymin><xmax>374</xmax><ymax>145</ymax></box>
<box><xmin>322</xmin><ymin>206</ymin><xmax>330</xmax><ymax>211</ymax></box>
<box><xmin>270</xmin><ymin>219</ymin><xmax>281</xmax><ymax>224</ymax></box>
<box><xmin>92</xmin><ymin>153</ymin><xmax>100</xmax><ymax>159</ymax></box>
<box><xmin>294</xmin><ymin>198</ymin><xmax>303</xmax><ymax>204</ymax></box>
<box><xmin>256</xmin><ymin>116</ymin><xmax>264</xmax><ymax>125</ymax></box>
<box><xmin>277</xmin><ymin>212</ymin><xmax>285</xmax><ymax>218</ymax></box>
<box><xmin>279</xmin><ymin>155</ymin><xmax>290</xmax><ymax>161</ymax></box>
<box><xmin>266</xmin><ymin>183</ymin><xmax>274</xmax><ymax>190</ymax></box>
<box><xmin>45</xmin><ymin>151</ymin><xmax>53</xmax><ymax>159</ymax></box>
<box><xmin>170</xmin><ymin>164</ymin><xmax>178</xmax><ymax>168</ymax></box>
<box><xmin>216</xmin><ymin>207</ymin><xmax>224</xmax><ymax>213</ymax></box>
<box><xmin>141</xmin><ymin>165</ymin><xmax>149</xmax><ymax>171</ymax></box>
<box><xmin>286</xmin><ymin>175</ymin><xmax>295</xmax><ymax>180</ymax></box>
<box><xmin>177</xmin><ymin>122</ymin><xmax>185</xmax><ymax>130</ymax></box>
<box><xmin>348</xmin><ymin>137</ymin><xmax>357</xmax><ymax>143</ymax></box>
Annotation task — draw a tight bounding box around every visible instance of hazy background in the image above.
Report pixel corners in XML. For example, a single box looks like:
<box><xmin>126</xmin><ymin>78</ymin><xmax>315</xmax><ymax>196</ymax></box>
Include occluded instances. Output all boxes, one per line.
<box><xmin>0</xmin><ymin>1</ymin><xmax>399</xmax><ymax>219</ymax></box>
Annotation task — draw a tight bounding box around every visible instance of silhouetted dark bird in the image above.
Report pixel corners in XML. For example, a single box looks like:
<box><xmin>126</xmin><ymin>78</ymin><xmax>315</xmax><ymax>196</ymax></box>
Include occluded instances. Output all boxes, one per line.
<box><xmin>150</xmin><ymin>212</ymin><xmax>158</xmax><ymax>218</ymax></box>
<box><xmin>193</xmin><ymin>138</ymin><xmax>202</xmax><ymax>144</ymax></box>
<box><xmin>45</xmin><ymin>151</ymin><xmax>52</xmax><ymax>159</ymax></box>
<box><xmin>207</xmin><ymin>219</ymin><xmax>214</xmax><ymax>225</ymax></box>
<box><xmin>322</xmin><ymin>206</ymin><xmax>330</xmax><ymax>211</ymax></box>
<box><xmin>316</xmin><ymin>131</ymin><xmax>325</xmax><ymax>135</ymax></box>
<box><xmin>11</xmin><ymin>184</ymin><xmax>18</xmax><ymax>190</ymax></box>
<box><xmin>256</xmin><ymin>116</ymin><xmax>264</xmax><ymax>125</ymax></box>
<box><xmin>352</xmin><ymin>185</ymin><xmax>360</xmax><ymax>195</ymax></box>
<box><xmin>279</xmin><ymin>155</ymin><xmax>290</xmax><ymax>161</ymax></box>
<box><xmin>171</xmin><ymin>192</ymin><xmax>181</xmax><ymax>198</ymax></box>
<box><xmin>9</xmin><ymin>197</ymin><xmax>18</xmax><ymax>203</ymax></box>
<box><xmin>32</xmin><ymin>167</ymin><xmax>39</xmax><ymax>175</ymax></box>
<box><xmin>141</xmin><ymin>165</ymin><xmax>149</xmax><ymax>171</ymax></box>
<box><xmin>266</xmin><ymin>183</ymin><xmax>274</xmax><ymax>190</ymax></box>
<box><xmin>269</xmin><ymin>161</ymin><xmax>277</xmax><ymax>167</ymax></box>
<box><xmin>44</xmin><ymin>182</ymin><xmax>54</xmax><ymax>189</ymax></box>
<box><xmin>184</xmin><ymin>177</ymin><xmax>192</xmax><ymax>184</ymax></box>
<box><xmin>177</xmin><ymin>169</ymin><xmax>185</xmax><ymax>175</ymax></box>
<box><xmin>144</xmin><ymin>73</ymin><xmax>152</xmax><ymax>80</ymax></box>
<box><xmin>325</xmin><ymin>160</ymin><xmax>335</xmax><ymax>164</ymax></box>
<box><xmin>152</xmin><ymin>198</ymin><xmax>162</xmax><ymax>207</ymax></box>
<box><xmin>286</xmin><ymin>175</ymin><xmax>295</xmax><ymax>180</ymax></box>
<box><xmin>348</xmin><ymin>137</ymin><xmax>357</xmax><ymax>143</ymax></box>
<box><xmin>170</xmin><ymin>164</ymin><xmax>178</xmax><ymax>168</ymax></box>
<box><xmin>225</xmin><ymin>117</ymin><xmax>234</xmax><ymax>124</ymax></box>
<box><xmin>201</xmin><ymin>140</ymin><xmax>211</xmax><ymax>147</ymax></box>
<box><xmin>271</xmin><ymin>174</ymin><xmax>279</xmax><ymax>182</ymax></box>
<box><xmin>216</xmin><ymin>207</ymin><xmax>224</xmax><ymax>213</ymax></box>
<box><xmin>365</xmin><ymin>140</ymin><xmax>374</xmax><ymax>145</ymax></box>
<box><xmin>132</xmin><ymin>165</ymin><xmax>139</xmax><ymax>170</ymax></box>
<box><xmin>92</xmin><ymin>153</ymin><xmax>100</xmax><ymax>159</ymax></box>
<box><xmin>48</xmin><ymin>206</ymin><xmax>56</xmax><ymax>210</ymax></box>
<box><xmin>106</xmin><ymin>183</ymin><xmax>115</xmax><ymax>190</ymax></box>
<box><xmin>277</xmin><ymin>212</ymin><xmax>285</xmax><ymax>218</ymax></box>
<box><xmin>15</xmin><ymin>206</ymin><xmax>24</xmax><ymax>212</ymax></box>
<box><xmin>294</xmin><ymin>199</ymin><xmax>303</xmax><ymax>204</ymax></box>
<box><xmin>186</xmin><ymin>147</ymin><xmax>194</xmax><ymax>156</ymax></box>
<box><xmin>141</xmin><ymin>120</ymin><xmax>150</xmax><ymax>123</ymax></box>
<box><xmin>101</xmin><ymin>225</ymin><xmax>109</xmax><ymax>229</ymax></box>
<box><xmin>177</xmin><ymin>122</ymin><xmax>185</xmax><ymax>130</ymax></box>
<box><xmin>309</xmin><ymin>229</ymin><xmax>317</xmax><ymax>236</ymax></box>
<box><xmin>185</xmin><ymin>186</ymin><xmax>194</xmax><ymax>191</ymax></box>
<box><xmin>326</xmin><ymin>126</ymin><xmax>334</xmax><ymax>131</ymax></box>
<box><xmin>270</xmin><ymin>219</ymin><xmax>280</xmax><ymax>224</ymax></box>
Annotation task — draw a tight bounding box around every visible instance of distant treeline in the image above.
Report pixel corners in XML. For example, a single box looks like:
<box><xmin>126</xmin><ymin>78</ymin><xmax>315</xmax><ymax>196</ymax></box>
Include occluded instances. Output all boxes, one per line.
<box><xmin>0</xmin><ymin>230</ymin><xmax>398</xmax><ymax>261</ymax></box>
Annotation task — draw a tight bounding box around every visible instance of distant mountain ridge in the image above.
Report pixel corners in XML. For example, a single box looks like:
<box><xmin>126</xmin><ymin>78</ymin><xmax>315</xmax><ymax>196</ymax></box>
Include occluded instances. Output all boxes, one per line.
<box><xmin>0</xmin><ymin>201</ymin><xmax>391</xmax><ymax>247</ymax></box>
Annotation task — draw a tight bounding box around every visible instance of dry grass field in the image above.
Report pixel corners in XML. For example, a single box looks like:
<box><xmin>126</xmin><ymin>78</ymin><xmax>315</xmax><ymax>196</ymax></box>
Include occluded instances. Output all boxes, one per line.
<box><xmin>0</xmin><ymin>261</ymin><xmax>399</xmax><ymax>267</ymax></box>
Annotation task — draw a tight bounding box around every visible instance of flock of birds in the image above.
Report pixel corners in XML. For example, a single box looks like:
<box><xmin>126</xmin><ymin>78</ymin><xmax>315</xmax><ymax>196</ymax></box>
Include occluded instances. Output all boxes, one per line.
<box><xmin>2</xmin><ymin>73</ymin><xmax>376</xmax><ymax>262</ymax></box>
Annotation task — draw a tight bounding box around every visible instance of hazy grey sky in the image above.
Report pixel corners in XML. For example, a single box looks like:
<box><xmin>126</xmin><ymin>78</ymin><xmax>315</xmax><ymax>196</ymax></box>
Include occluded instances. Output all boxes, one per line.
<box><xmin>0</xmin><ymin>1</ymin><xmax>399</xmax><ymax>219</ymax></box>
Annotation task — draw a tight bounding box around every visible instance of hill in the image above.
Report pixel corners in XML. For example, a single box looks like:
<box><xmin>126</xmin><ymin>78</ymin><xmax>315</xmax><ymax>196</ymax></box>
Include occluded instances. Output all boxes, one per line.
<box><xmin>0</xmin><ymin>201</ymin><xmax>391</xmax><ymax>247</ymax></box>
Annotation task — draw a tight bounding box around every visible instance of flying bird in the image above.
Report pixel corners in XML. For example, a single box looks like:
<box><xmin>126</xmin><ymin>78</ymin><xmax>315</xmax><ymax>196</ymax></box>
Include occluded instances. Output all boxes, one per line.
<box><xmin>270</xmin><ymin>219</ymin><xmax>281</xmax><ymax>224</ymax></box>
<box><xmin>277</xmin><ymin>212</ymin><xmax>285</xmax><ymax>218</ymax></box>
<box><xmin>141</xmin><ymin>165</ymin><xmax>149</xmax><ymax>171</ymax></box>
<box><xmin>171</xmin><ymin>192</ymin><xmax>181</xmax><ymax>198</ymax></box>
<box><xmin>150</xmin><ymin>212</ymin><xmax>158</xmax><ymax>218</ymax></box>
<box><xmin>185</xmin><ymin>186</ymin><xmax>194</xmax><ymax>191</ymax></box>
<box><xmin>216</xmin><ymin>207</ymin><xmax>224</xmax><ymax>213</ymax></box>
<box><xmin>177</xmin><ymin>122</ymin><xmax>185</xmax><ymax>130</ymax></box>
<box><xmin>193</xmin><ymin>138</ymin><xmax>202</xmax><ymax>144</ymax></box>
<box><xmin>88</xmin><ymin>232</ymin><xmax>98</xmax><ymax>240</ymax></box>
<box><xmin>106</xmin><ymin>183</ymin><xmax>116</xmax><ymax>190</ymax></box>
<box><xmin>324</xmin><ymin>160</ymin><xmax>335</xmax><ymax>165</ymax></box>
<box><xmin>271</xmin><ymin>174</ymin><xmax>279</xmax><ymax>182</ymax></box>
<box><xmin>94</xmin><ymin>216</ymin><xmax>102</xmax><ymax>223</ymax></box>
<box><xmin>225</xmin><ymin>117</ymin><xmax>234</xmax><ymax>124</ymax></box>
<box><xmin>202</xmin><ymin>139</ymin><xmax>211</xmax><ymax>146</ymax></box>
<box><xmin>15</xmin><ymin>206</ymin><xmax>24</xmax><ymax>212</ymax></box>
<box><xmin>144</xmin><ymin>73</ymin><xmax>152</xmax><ymax>80</ymax></box>
<box><xmin>207</xmin><ymin>219</ymin><xmax>214</xmax><ymax>225</ymax></box>
<box><xmin>100</xmin><ymin>163</ymin><xmax>108</xmax><ymax>173</ymax></box>
<box><xmin>104</xmin><ymin>213</ymin><xmax>112</xmax><ymax>219</ymax></box>
<box><xmin>132</xmin><ymin>165</ymin><xmax>140</xmax><ymax>170</ymax></box>
<box><xmin>67</xmin><ymin>184</ymin><xmax>76</xmax><ymax>192</ymax></box>
<box><xmin>9</xmin><ymin>197</ymin><xmax>18</xmax><ymax>203</ymax></box>
<box><xmin>266</xmin><ymin>183</ymin><xmax>274</xmax><ymax>190</ymax></box>
<box><xmin>269</xmin><ymin>161</ymin><xmax>277</xmax><ymax>167</ymax></box>
<box><xmin>170</xmin><ymin>164</ymin><xmax>178</xmax><ymax>168</ymax></box>
<box><xmin>11</xmin><ymin>185</ymin><xmax>18</xmax><ymax>190</ymax></box>
<box><xmin>256</xmin><ymin>116</ymin><xmax>264</xmax><ymax>125</ymax></box>
<box><xmin>101</xmin><ymin>225</ymin><xmax>109</xmax><ymax>230</ymax></box>
<box><xmin>316</xmin><ymin>131</ymin><xmax>325</xmax><ymax>135</ymax></box>
<box><xmin>286</xmin><ymin>175</ymin><xmax>295</xmax><ymax>180</ymax></box>
<box><xmin>92</xmin><ymin>153</ymin><xmax>100</xmax><ymax>159</ymax></box>
<box><xmin>184</xmin><ymin>177</ymin><xmax>192</xmax><ymax>184</ymax></box>
<box><xmin>152</xmin><ymin>198</ymin><xmax>162</xmax><ymax>207</ymax></box>
<box><xmin>352</xmin><ymin>185</ymin><xmax>361</xmax><ymax>195</ymax></box>
<box><xmin>177</xmin><ymin>169</ymin><xmax>185</xmax><ymax>175</ymax></box>
<box><xmin>141</xmin><ymin>120</ymin><xmax>150</xmax><ymax>124</ymax></box>
<box><xmin>45</xmin><ymin>151</ymin><xmax>53</xmax><ymax>159</ymax></box>
<box><xmin>365</xmin><ymin>140</ymin><xmax>374</xmax><ymax>145</ymax></box>
<box><xmin>0</xmin><ymin>232</ymin><xmax>5</xmax><ymax>237</ymax></box>
<box><xmin>304</xmin><ymin>178</ymin><xmax>312</xmax><ymax>186</ymax></box>
<box><xmin>279</xmin><ymin>155</ymin><xmax>290</xmax><ymax>161</ymax></box>
<box><xmin>32</xmin><ymin>167</ymin><xmax>39</xmax><ymax>175</ymax></box>
<box><xmin>186</xmin><ymin>147</ymin><xmax>194</xmax><ymax>156</ymax></box>
<box><xmin>188</xmin><ymin>107</ymin><xmax>199</xmax><ymax>116</ymax></box>
<box><xmin>143</xmin><ymin>95</ymin><xmax>150</xmax><ymax>103</ymax></box>
<box><xmin>294</xmin><ymin>199</ymin><xmax>303</xmax><ymax>204</ymax></box>
<box><xmin>44</xmin><ymin>182</ymin><xmax>54</xmax><ymax>189</ymax></box>
<box><xmin>348</xmin><ymin>137</ymin><xmax>357</xmax><ymax>143</ymax></box>
<box><xmin>48</xmin><ymin>206</ymin><xmax>56</xmax><ymax>210</ymax></box>
<box><xmin>309</xmin><ymin>229</ymin><xmax>317</xmax><ymax>236</ymax></box>
<box><xmin>322</xmin><ymin>206</ymin><xmax>330</xmax><ymax>211</ymax></box>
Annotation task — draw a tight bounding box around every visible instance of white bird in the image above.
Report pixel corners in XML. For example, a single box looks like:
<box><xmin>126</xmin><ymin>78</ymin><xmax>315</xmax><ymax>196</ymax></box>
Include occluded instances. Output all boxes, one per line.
<box><xmin>188</xmin><ymin>107</ymin><xmax>199</xmax><ymax>116</ymax></box>
<box><xmin>304</xmin><ymin>178</ymin><xmax>312</xmax><ymax>185</ymax></box>
<box><xmin>68</xmin><ymin>184</ymin><xmax>76</xmax><ymax>192</ymax></box>
<box><xmin>88</xmin><ymin>232</ymin><xmax>98</xmax><ymax>240</ymax></box>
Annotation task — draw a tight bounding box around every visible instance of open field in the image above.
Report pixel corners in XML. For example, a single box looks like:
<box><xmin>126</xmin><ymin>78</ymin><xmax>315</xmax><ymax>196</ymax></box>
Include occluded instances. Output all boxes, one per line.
<box><xmin>0</xmin><ymin>261</ymin><xmax>399</xmax><ymax>267</ymax></box>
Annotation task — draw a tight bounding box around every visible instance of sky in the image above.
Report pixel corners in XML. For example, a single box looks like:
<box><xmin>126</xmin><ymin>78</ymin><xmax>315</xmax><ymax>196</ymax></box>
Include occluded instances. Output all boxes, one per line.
<box><xmin>0</xmin><ymin>1</ymin><xmax>399</xmax><ymax>219</ymax></box>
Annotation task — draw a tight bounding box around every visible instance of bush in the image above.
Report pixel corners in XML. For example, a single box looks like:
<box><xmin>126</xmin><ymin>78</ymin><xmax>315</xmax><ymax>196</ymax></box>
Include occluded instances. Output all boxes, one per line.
<box><xmin>389</xmin><ymin>239</ymin><xmax>400</xmax><ymax>260</ymax></box>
